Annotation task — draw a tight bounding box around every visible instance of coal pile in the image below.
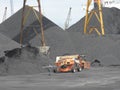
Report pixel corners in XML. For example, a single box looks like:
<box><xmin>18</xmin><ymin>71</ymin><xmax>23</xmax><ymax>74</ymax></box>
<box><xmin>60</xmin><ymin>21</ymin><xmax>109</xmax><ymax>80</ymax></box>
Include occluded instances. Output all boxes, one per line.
<box><xmin>29</xmin><ymin>27</ymin><xmax>76</xmax><ymax>59</ymax></box>
<box><xmin>0</xmin><ymin>45</ymin><xmax>52</xmax><ymax>75</ymax></box>
<box><xmin>0</xmin><ymin>7</ymin><xmax>120</xmax><ymax>75</ymax></box>
<box><xmin>0</xmin><ymin>5</ymin><xmax>58</xmax><ymax>44</ymax></box>
<box><xmin>30</xmin><ymin>29</ymin><xmax>120</xmax><ymax>66</ymax></box>
<box><xmin>66</xmin><ymin>33</ymin><xmax>120</xmax><ymax>66</ymax></box>
<box><xmin>0</xmin><ymin>33</ymin><xmax>20</xmax><ymax>57</ymax></box>
<box><xmin>1</xmin><ymin>35</ymin><xmax>118</xmax><ymax>75</ymax></box>
<box><xmin>67</xmin><ymin>7</ymin><xmax>120</xmax><ymax>34</ymax></box>
<box><xmin>66</xmin><ymin>7</ymin><xmax>120</xmax><ymax>65</ymax></box>
<box><xmin>0</xmin><ymin>6</ymin><xmax>68</xmax><ymax>75</ymax></box>
<box><xmin>0</xmin><ymin>27</ymin><xmax>78</xmax><ymax>75</ymax></box>
<box><xmin>0</xmin><ymin>33</ymin><xmax>21</xmax><ymax>75</ymax></box>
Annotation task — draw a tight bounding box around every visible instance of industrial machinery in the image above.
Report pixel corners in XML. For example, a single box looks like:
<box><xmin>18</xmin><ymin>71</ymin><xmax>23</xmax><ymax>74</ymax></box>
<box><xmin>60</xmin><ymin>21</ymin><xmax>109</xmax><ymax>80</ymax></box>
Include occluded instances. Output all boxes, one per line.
<box><xmin>53</xmin><ymin>54</ymin><xmax>90</xmax><ymax>73</ymax></box>
<box><xmin>20</xmin><ymin>0</ymin><xmax>50</xmax><ymax>54</ymax></box>
<box><xmin>84</xmin><ymin>0</ymin><xmax>105</xmax><ymax>35</ymax></box>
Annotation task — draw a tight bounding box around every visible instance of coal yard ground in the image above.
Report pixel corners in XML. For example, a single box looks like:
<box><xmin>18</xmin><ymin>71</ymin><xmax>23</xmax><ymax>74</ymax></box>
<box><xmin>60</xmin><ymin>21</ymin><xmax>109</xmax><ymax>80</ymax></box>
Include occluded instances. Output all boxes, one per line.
<box><xmin>0</xmin><ymin>5</ymin><xmax>120</xmax><ymax>90</ymax></box>
<box><xmin>0</xmin><ymin>67</ymin><xmax>120</xmax><ymax>90</ymax></box>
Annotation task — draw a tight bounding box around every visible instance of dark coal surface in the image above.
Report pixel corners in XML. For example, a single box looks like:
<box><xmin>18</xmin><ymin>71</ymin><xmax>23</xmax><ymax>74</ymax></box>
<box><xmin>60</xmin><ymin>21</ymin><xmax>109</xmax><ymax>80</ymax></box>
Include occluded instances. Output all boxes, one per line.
<box><xmin>0</xmin><ymin>33</ymin><xmax>21</xmax><ymax>75</ymax></box>
<box><xmin>65</xmin><ymin>7</ymin><xmax>120</xmax><ymax>66</ymax></box>
<box><xmin>0</xmin><ymin>5</ymin><xmax>68</xmax><ymax>75</ymax></box>
<box><xmin>2</xmin><ymin>32</ymin><xmax>120</xmax><ymax>75</ymax></box>
<box><xmin>67</xmin><ymin>33</ymin><xmax>120</xmax><ymax>66</ymax></box>
<box><xmin>29</xmin><ymin>27</ymin><xmax>77</xmax><ymax>59</ymax></box>
<box><xmin>29</xmin><ymin>28</ymin><xmax>120</xmax><ymax>66</ymax></box>
<box><xmin>0</xmin><ymin>6</ymin><xmax>65</xmax><ymax>75</ymax></box>
<box><xmin>0</xmin><ymin>7</ymin><xmax>120</xmax><ymax>75</ymax></box>
<box><xmin>0</xmin><ymin>5</ymin><xmax>59</xmax><ymax>45</ymax></box>
<box><xmin>0</xmin><ymin>46</ymin><xmax>51</xmax><ymax>75</ymax></box>
<box><xmin>0</xmin><ymin>33</ymin><xmax>20</xmax><ymax>57</ymax></box>
<box><xmin>67</xmin><ymin>7</ymin><xmax>120</xmax><ymax>34</ymax></box>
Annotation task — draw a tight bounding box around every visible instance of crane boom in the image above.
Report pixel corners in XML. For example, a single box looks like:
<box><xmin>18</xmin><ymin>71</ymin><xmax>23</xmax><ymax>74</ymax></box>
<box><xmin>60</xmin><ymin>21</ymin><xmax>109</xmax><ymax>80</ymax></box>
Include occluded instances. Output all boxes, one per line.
<box><xmin>20</xmin><ymin>0</ymin><xmax>46</xmax><ymax>46</ymax></box>
<box><xmin>2</xmin><ymin>7</ymin><xmax>7</xmax><ymax>22</ymax></box>
<box><xmin>64</xmin><ymin>7</ymin><xmax>72</xmax><ymax>30</ymax></box>
<box><xmin>20</xmin><ymin>0</ymin><xmax>50</xmax><ymax>55</ymax></box>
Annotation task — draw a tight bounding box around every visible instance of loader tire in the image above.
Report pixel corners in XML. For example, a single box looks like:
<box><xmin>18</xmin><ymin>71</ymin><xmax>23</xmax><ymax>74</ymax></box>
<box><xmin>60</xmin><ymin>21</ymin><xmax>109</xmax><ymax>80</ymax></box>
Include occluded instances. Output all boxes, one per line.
<box><xmin>53</xmin><ymin>69</ymin><xmax>57</xmax><ymax>73</ymax></box>
<box><xmin>71</xmin><ymin>68</ymin><xmax>76</xmax><ymax>73</ymax></box>
<box><xmin>78</xmin><ymin>67</ymin><xmax>82</xmax><ymax>72</ymax></box>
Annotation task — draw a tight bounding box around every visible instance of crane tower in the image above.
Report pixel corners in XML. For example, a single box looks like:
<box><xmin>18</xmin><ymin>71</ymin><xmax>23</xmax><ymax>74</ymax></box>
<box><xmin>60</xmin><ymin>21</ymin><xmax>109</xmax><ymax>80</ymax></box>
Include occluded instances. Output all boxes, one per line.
<box><xmin>20</xmin><ymin>0</ymin><xmax>49</xmax><ymax>54</ymax></box>
<box><xmin>84</xmin><ymin>0</ymin><xmax>105</xmax><ymax>35</ymax></box>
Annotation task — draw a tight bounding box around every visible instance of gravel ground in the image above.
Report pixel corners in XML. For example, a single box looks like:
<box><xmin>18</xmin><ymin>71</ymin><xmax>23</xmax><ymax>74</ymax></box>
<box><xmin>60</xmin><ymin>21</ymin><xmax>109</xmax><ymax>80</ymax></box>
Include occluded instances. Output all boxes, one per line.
<box><xmin>0</xmin><ymin>67</ymin><xmax>120</xmax><ymax>90</ymax></box>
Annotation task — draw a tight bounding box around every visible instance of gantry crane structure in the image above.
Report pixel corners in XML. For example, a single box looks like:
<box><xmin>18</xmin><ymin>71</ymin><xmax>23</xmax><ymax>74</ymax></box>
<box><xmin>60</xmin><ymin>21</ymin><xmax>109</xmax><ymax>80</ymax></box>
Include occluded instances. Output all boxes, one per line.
<box><xmin>64</xmin><ymin>7</ymin><xmax>72</xmax><ymax>30</ymax></box>
<box><xmin>84</xmin><ymin>0</ymin><xmax>105</xmax><ymax>35</ymax></box>
<box><xmin>20</xmin><ymin>0</ymin><xmax>49</xmax><ymax>54</ymax></box>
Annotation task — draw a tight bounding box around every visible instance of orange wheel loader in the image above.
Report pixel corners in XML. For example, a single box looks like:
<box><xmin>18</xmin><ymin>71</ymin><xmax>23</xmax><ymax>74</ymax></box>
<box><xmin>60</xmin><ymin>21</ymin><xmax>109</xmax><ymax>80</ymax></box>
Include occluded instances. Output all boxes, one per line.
<box><xmin>53</xmin><ymin>54</ymin><xmax>90</xmax><ymax>73</ymax></box>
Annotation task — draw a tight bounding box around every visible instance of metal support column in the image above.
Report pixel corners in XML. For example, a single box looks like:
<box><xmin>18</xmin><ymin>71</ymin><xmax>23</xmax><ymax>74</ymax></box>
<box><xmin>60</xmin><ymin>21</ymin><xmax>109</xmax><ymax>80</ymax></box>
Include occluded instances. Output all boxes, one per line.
<box><xmin>84</xmin><ymin>0</ymin><xmax>105</xmax><ymax>35</ymax></box>
<box><xmin>20</xmin><ymin>0</ymin><xmax>50</xmax><ymax>54</ymax></box>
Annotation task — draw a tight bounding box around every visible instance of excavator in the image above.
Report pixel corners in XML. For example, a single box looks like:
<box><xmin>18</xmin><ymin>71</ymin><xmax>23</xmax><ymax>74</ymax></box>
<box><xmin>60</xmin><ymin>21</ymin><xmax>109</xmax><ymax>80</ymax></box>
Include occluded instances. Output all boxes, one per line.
<box><xmin>53</xmin><ymin>54</ymin><xmax>90</xmax><ymax>73</ymax></box>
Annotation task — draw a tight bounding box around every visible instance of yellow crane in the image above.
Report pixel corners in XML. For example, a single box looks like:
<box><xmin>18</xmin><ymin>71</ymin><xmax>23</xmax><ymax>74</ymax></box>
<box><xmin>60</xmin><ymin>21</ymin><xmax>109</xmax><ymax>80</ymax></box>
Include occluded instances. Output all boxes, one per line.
<box><xmin>20</xmin><ymin>0</ymin><xmax>50</xmax><ymax>54</ymax></box>
<box><xmin>84</xmin><ymin>0</ymin><xmax>105</xmax><ymax>35</ymax></box>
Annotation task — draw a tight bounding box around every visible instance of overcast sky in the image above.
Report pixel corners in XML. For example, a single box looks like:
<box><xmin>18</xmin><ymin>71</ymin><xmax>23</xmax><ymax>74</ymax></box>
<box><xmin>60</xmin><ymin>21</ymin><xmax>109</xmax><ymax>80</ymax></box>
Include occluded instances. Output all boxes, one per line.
<box><xmin>0</xmin><ymin>0</ymin><xmax>94</xmax><ymax>28</ymax></box>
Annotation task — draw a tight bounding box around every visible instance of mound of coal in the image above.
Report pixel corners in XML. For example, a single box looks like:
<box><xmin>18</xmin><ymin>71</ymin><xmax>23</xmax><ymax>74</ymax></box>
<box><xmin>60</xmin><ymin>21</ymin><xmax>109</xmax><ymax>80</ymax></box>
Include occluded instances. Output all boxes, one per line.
<box><xmin>66</xmin><ymin>7</ymin><xmax>120</xmax><ymax>66</ymax></box>
<box><xmin>0</xmin><ymin>31</ymin><xmax>120</xmax><ymax>75</ymax></box>
<box><xmin>67</xmin><ymin>32</ymin><xmax>120</xmax><ymax>65</ymax></box>
<box><xmin>0</xmin><ymin>33</ymin><xmax>20</xmax><ymax>57</ymax></box>
<box><xmin>0</xmin><ymin>33</ymin><xmax>21</xmax><ymax>75</ymax></box>
<box><xmin>0</xmin><ymin>5</ymin><xmax>75</xmax><ymax>75</ymax></box>
<box><xmin>67</xmin><ymin>7</ymin><xmax>120</xmax><ymax>34</ymax></box>
<box><xmin>0</xmin><ymin>5</ymin><xmax>59</xmax><ymax>45</ymax></box>
<box><xmin>29</xmin><ymin>30</ymin><xmax>120</xmax><ymax>66</ymax></box>
<box><xmin>0</xmin><ymin>27</ymin><xmax>77</xmax><ymax>75</ymax></box>
<box><xmin>0</xmin><ymin>45</ymin><xmax>52</xmax><ymax>75</ymax></box>
<box><xmin>0</xmin><ymin>6</ymin><xmax>120</xmax><ymax>75</ymax></box>
<box><xmin>29</xmin><ymin>27</ymin><xmax>76</xmax><ymax>59</ymax></box>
